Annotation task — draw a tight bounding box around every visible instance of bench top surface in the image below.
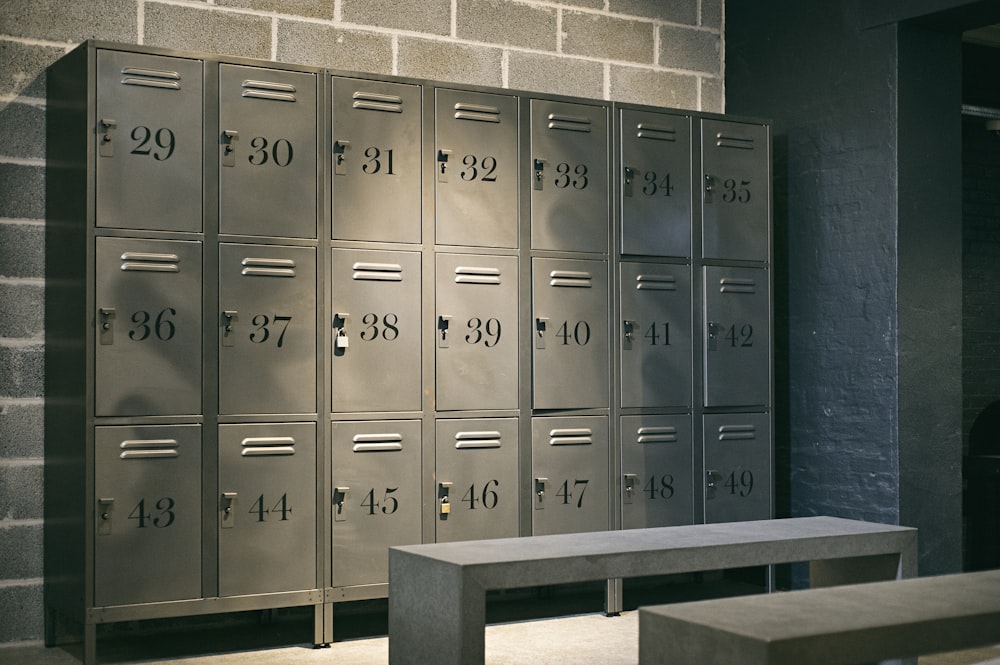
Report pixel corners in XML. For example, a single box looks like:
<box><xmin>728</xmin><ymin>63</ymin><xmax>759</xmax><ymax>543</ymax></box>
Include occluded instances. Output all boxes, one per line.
<box><xmin>390</xmin><ymin>516</ymin><xmax>915</xmax><ymax>567</ymax></box>
<box><xmin>641</xmin><ymin>569</ymin><xmax>1000</xmax><ymax>640</ymax></box>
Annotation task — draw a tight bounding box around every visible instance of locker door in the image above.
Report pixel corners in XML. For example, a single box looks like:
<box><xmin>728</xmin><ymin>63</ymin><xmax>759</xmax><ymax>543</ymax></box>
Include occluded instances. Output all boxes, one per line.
<box><xmin>532</xmin><ymin>258</ymin><xmax>609</xmax><ymax>410</ymax></box>
<box><xmin>219</xmin><ymin>65</ymin><xmax>317</xmax><ymax>238</ymax></box>
<box><xmin>619</xmin><ymin>262</ymin><xmax>692</xmax><ymax>409</ymax></box>
<box><xmin>331</xmin><ymin>249</ymin><xmax>421</xmax><ymax>413</ymax></box>
<box><xmin>94</xmin><ymin>425</ymin><xmax>201</xmax><ymax>607</ymax></box>
<box><xmin>529</xmin><ymin>99</ymin><xmax>608</xmax><ymax>253</ymax></box>
<box><xmin>619</xmin><ymin>109</ymin><xmax>692</xmax><ymax>257</ymax></box>
<box><xmin>531</xmin><ymin>416</ymin><xmax>609</xmax><ymax>536</ymax></box>
<box><xmin>435</xmin><ymin>88</ymin><xmax>519</xmax><ymax>248</ymax></box>
<box><xmin>620</xmin><ymin>415</ymin><xmax>693</xmax><ymax>529</ymax></box>
<box><xmin>703</xmin><ymin>266</ymin><xmax>770</xmax><ymax>408</ymax></box>
<box><xmin>95</xmin><ymin>50</ymin><xmax>202</xmax><ymax>232</ymax></box>
<box><xmin>219</xmin><ymin>244</ymin><xmax>316</xmax><ymax>415</ymax></box>
<box><xmin>95</xmin><ymin>237</ymin><xmax>202</xmax><ymax>417</ymax></box>
<box><xmin>701</xmin><ymin>119</ymin><xmax>769</xmax><ymax>261</ymax></box>
<box><xmin>435</xmin><ymin>418</ymin><xmax>518</xmax><ymax>543</ymax></box>
<box><xmin>703</xmin><ymin>413</ymin><xmax>771</xmax><ymax>523</ymax></box>
<box><xmin>331</xmin><ymin>77</ymin><xmax>421</xmax><ymax>243</ymax></box>
<box><xmin>436</xmin><ymin>253</ymin><xmax>518</xmax><ymax>411</ymax></box>
<box><xmin>218</xmin><ymin>422</ymin><xmax>316</xmax><ymax>597</ymax></box>
<box><xmin>332</xmin><ymin>420</ymin><xmax>421</xmax><ymax>587</ymax></box>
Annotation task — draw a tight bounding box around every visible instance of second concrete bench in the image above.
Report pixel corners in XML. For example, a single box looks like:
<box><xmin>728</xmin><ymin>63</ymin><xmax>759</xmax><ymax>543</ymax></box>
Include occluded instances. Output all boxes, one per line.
<box><xmin>388</xmin><ymin>516</ymin><xmax>918</xmax><ymax>665</ymax></box>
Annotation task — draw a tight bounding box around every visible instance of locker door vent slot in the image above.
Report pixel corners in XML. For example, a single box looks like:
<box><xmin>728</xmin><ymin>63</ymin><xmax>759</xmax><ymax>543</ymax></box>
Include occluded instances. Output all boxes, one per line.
<box><xmin>240</xmin><ymin>436</ymin><xmax>296</xmax><ymax>456</ymax></box>
<box><xmin>118</xmin><ymin>438</ymin><xmax>180</xmax><ymax>459</ymax></box>
<box><xmin>718</xmin><ymin>277</ymin><xmax>756</xmax><ymax>294</ymax></box>
<box><xmin>454</xmin><ymin>266</ymin><xmax>502</xmax><ymax>285</ymax></box>
<box><xmin>352</xmin><ymin>91</ymin><xmax>403</xmax><ymax>113</ymax></box>
<box><xmin>636</xmin><ymin>427</ymin><xmax>678</xmax><ymax>444</ymax></box>
<box><xmin>635</xmin><ymin>274</ymin><xmax>677</xmax><ymax>291</ymax></box>
<box><xmin>715</xmin><ymin>133</ymin><xmax>755</xmax><ymax>150</ymax></box>
<box><xmin>352</xmin><ymin>262</ymin><xmax>403</xmax><ymax>282</ymax></box>
<box><xmin>119</xmin><ymin>252</ymin><xmax>181</xmax><ymax>273</ymax></box>
<box><xmin>241</xmin><ymin>257</ymin><xmax>297</xmax><ymax>278</ymax></box>
<box><xmin>120</xmin><ymin>67</ymin><xmax>181</xmax><ymax>90</ymax></box>
<box><xmin>547</xmin><ymin>113</ymin><xmax>591</xmax><ymax>133</ymax></box>
<box><xmin>549</xmin><ymin>270</ymin><xmax>592</xmax><ymax>288</ymax></box>
<box><xmin>352</xmin><ymin>433</ymin><xmax>404</xmax><ymax>452</ymax></box>
<box><xmin>454</xmin><ymin>431</ymin><xmax>503</xmax><ymax>449</ymax></box>
<box><xmin>636</xmin><ymin>123</ymin><xmax>677</xmax><ymax>141</ymax></box>
<box><xmin>242</xmin><ymin>79</ymin><xmax>297</xmax><ymax>103</ymax></box>
<box><xmin>454</xmin><ymin>103</ymin><xmax>501</xmax><ymax>123</ymax></box>
<box><xmin>716</xmin><ymin>425</ymin><xmax>757</xmax><ymax>441</ymax></box>
<box><xmin>548</xmin><ymin>428</ymin><xmax>593</xmax><ymax>446</ymax></box>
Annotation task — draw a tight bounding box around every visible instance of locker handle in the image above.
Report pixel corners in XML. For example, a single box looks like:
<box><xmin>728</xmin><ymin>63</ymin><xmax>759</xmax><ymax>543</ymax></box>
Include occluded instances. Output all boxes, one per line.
<box><xmin>437</xmin><ymin>149</ymin><xmax>452</xmax><ymax>182</ymax></box>
<box><xmin>706</xmin><ymin>470</ymin><xmax>723</xmax><ymax>500</ymax></box>
<box><xmin>222</xmin><ymin>130</ymin><xmax>239</xmax><ymax>167</ymax></box>
<box><xmin>99</xmin><ymin>307</ymin><xmax>116</xmax><ymax>345</ymax></box>
<box><xmin>623</xmin><ymin>166</ymin><xmax>635</xmax><ymax>197</ymax></box>
<box><xmin>334</xmin><ymin>313</ymin><xmax>350</xmax><ymax>353</ymax></box>
<box><xmin>707</xmin><ymin>321</ymin><xmax>721</xmax><ymax>351</ymax></box>
<box><xmin>533</xmin><ymin>158</ymin><xmax>545</xmax><ymax>190</ymax></box>
<box><xmin>221</xmin><ymin>492</ymin><xmax>237</xmax><ymax>528</ymax></box>
<box><xmin>438</xmin><ymin>315</ymin><xmax>452</xmax><ymax>348</ymax></box>
<box><xmin>704</xmin><ymin>174</ymin><xmax>715</xmax><ymax>203</ymax></box>
<box><xmin>333</xmin><ymin>487</ymin><xmax>350</xmax><ymax>522</ymax></box>
<box><xmin>99</xmin><ymin>118</ymin><xmax>116</xmax><ymax>157</ymax></box>
<box><xmin>623</xmin><ymin>319</ymin><xmax>638</xmax><ymax>350</ymax></box>
<box><xmin>535</xmin><ymin>317</ymin><xmax>548</xmax><ymax>349</ymax></box>
<box><xmin>334</xmin><ymin>140</ymin><xmax>351</xmax><ymax>175</ymax></box>
<box><xmin>97</xmin><ymin>498</ymin><xmax>114</xmax><ymax>535</ymax></box>
<box><xmin>534</xmin><ymin>478</ymin><xmax>548</xmax><ymax>510</ymax></box>
<box><xmin>438</xmin><ymin>482</ymin><xmax>453</xmax><ymax>518</ymax></box>
<box><xmin>222</xmin><ymin>310</ymin><xmax>238</xmax><ymax>347</ymax></box>
<box><xmin>623</xmin><ymin>474</ymin><xmax>637</xmax><ymax>504</ymax></box>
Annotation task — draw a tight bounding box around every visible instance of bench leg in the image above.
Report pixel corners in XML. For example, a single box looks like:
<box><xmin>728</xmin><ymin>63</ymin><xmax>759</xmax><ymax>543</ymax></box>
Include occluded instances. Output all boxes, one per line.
<box><xmin>389</xmin><ymin>551</ymin><xmax>486</xmax><ymax>665</ymax></box>
<box><xmin>809</xmin><ymin>553</ymin><xmax>906</xmax><ymax>587</ymax></box>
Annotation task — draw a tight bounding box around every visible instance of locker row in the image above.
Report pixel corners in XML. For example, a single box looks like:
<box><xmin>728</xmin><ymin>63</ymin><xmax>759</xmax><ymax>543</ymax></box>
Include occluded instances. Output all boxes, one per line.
<box><xmin>90</xmin><ymin>48</ymin><xmax>769</xmax><ymax>261</ymax></box>
<box><xmin>93</xmin><ymin>413</ymin><xmax>769</xmax><ymax>607</ymax></box>
<box><xmin>95</xmin><ymin>237</ymin><xmax>769</xmax><ymax>416</ymax></box>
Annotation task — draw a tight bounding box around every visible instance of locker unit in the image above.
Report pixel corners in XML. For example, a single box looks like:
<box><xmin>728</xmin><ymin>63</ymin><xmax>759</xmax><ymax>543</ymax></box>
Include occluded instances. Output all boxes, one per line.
<box><xmin>46</xmin><ymin>41</ymin><xmax>772</xmax><ymax>660</ymax></box>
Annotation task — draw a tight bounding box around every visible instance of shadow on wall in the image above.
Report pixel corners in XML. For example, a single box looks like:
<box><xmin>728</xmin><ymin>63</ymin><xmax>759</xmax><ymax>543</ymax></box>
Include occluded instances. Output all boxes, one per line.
<box><xmin>964</xmin><ymin>400</ymin><xmax>1000</xmax><ymax>571</ymax></box>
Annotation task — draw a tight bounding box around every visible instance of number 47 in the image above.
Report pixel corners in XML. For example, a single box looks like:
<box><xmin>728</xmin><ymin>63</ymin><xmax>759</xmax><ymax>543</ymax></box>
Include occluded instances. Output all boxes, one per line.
<box><xmin>557</xmin><ymin>479</ymin><xmax>589</xmax><ymax>508</ymax></box>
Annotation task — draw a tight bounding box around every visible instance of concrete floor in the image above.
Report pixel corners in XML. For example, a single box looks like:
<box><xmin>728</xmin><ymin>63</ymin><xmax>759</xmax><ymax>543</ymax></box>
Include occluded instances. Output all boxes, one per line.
<box><xmin>2</xmin><ymin>611</ymin><xmax>1000</xmax><ymax>665</ymax></box>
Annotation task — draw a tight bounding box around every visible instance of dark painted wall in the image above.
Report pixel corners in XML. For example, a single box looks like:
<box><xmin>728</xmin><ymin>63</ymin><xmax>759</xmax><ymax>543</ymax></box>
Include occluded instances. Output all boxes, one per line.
<box><xmin>726</xmin><ymin>0</ymin><xmax>975</xmax><ymax>574</ymax></box>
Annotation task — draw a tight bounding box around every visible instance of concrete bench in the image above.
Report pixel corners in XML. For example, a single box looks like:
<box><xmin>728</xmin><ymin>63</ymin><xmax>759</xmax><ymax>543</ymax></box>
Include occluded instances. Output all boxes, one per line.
<box><xmin>638</xmin><ymin>568</ymin><xmax>1000</xmax><ymax>665</ymax></box>
<box><xmin>387</xmin><ymin>516</ymin><xmax>917</xmax><ymax>665</ymax></box>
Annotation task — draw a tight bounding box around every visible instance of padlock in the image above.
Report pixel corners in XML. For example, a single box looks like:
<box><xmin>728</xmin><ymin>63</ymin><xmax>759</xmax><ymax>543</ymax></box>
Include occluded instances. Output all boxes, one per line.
<box><xmin>336</xmin><ymin>331</ymin><xmax>349</xmax><ymax>349</ymax></box>
<box><xmin>440</xmin><ymin>497</ymin><xmax>451</xmax><ymax>515</ymax></box>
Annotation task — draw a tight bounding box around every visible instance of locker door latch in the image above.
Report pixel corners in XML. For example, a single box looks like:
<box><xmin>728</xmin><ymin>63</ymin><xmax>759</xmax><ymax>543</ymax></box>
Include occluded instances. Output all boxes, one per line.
<box><xmin>623</xmin><ymin>319</ymin><xmax>638</xmax><ymax>351</ymax></box>
<box><xmin>333</xmin><ymin>313</ymin><xmax>350</xmax><ymax>354</ymax></box>
<box><xmin>533</xmin><ymin>158</ymin><xmax>545</xmax><ymax>190</ymax></box>
<box><xmin>222</xmin><ymin>310</ymin><xmax>238</xmax><ymax>347</ymax></box>
<box><xmin>221</xmin><ymin>492</ymin><xmax>237</xmax><ymax>529</ymax></box>
<box><xmin>707</xmin><ymin>321</ymin><xmax>721</xmax><ymax>352</ymax></box>
<box><xmin>438</xmin><ymin>315</ymin><xmax>452</xmax><ymax>348</ymax></box>
<box><xmin>99</xmin><ymin>118</ymin><xmax>116</xmax><ymax>157</ymax></box>
<box><xmin>437</xmin><ymin>149</ymin><xmax>452</xmax><ymax>182</ymax></box>
<box><xmin>704</xmin><ymin>174</ymin><xmax>715</xmax><ymax>203</ymax></box>
<box><xmin>97</xmin><ymin>497</ymin><xmax>114</xmax><ymax>535</ymax></box>
<box><xmin>334</xmin><ymin>140</ymin><xmax>351</xmax><ymax>175</ymax></box>
<box><xmin>535</xmin><ymin>317</ymin><xmax>548</xmax><ymax>349</ymax></box>
<box><xmin>623</xmin><ymin>474</ymin><xmax>637</xmax><ymax>504</ymax></box>
<box><xmin>534</xmin><ymin>477</ymin><xmax>548</xmax><ymax>510</ymax></box>
<box><xmin>333</xmin><ymin>486</ymin><xmax>350</xmax><ymax>522</ymax></box>
<box><xmin>706</xmin><ymin>470</ymin><xmax>722</xmax><ymax>500</ymax></box>
<box><xmin>438</xmin><ymin>482</ymin><xmax>453</xmax><ymax>518</ymax></box>
<box><xmin>99</xmin><ymin>307</ymin><xmax>116</xmax><ymax>345</ymax></box>
<box><xmin>222</xmin><ymin>130</ymin><xmax>239</xmax><ymax>167</ymax></box>
<box><xmin>623</xmin><ymin>166</ymin><xmax>635</xmax><ymax>197</ymax></box>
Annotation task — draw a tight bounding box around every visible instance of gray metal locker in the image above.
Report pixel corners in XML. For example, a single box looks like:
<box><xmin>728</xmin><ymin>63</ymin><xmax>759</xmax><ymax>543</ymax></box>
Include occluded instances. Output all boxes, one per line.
<box><xmin>619</xmin><ymin>261</ymin><xmax>692</xmax><ymax>409</ymax></box>
<box><xmin>434</xmin><ymin>418</ymin><xmax>519</xmax><ymax>543</ymax></box>
<box><xmin>435</xmin><ymin>253</ymin><xmax>518</xmax><ymax>411</ymax></box>
<box><xmin>531</xmin><ymin>258</ymin><xmax>609</xmax><ymax>410</ymax></box>
<box><xmin>703</xmin><ymin>413</ymin><xmax>771</xmax><ymax>523</ymax></box>
<box><xmin>435</xmin><ymin>88</ymin><xmax>519</xmax><ymax>248</ymax></box>
<box><xmin>219</xmin><ymin>244</ymin><xmax>316</xmax><ymax>415</ymax></box>
<box><xmin>218</xmin><ymin>422</ymin><xmax>316</xmax><ymax>597</ymax></box>
<box><xmin>331</xmin><ymin>420</ymin><xmax>421</xmax><ymax>587</ymax></box>
<box><xmin>331</xmin><ymin>248</ymin><xmax>421</xmax><ymax>413</ymax></box>
<box><xmin>701</xmin><ymin>119</ymin><xmax>769</xmax><ymax>261</ymax></box>
<box><xmin>619</xmin><ymin>109</ymin><xmax>692</xmax><ymax>257</ymax></box>
<box><xmin>94</xmin><ymin>424</ymin><xmax>201</xmax><ymax>607</ymax></box>
<box><xmin>531</xmin><ymin>416</ymin><xmax>609</xmax><ymax>536</ymax></box>
<box><xmin>529</xmin><ymin>99</ymin><xmax>608</xmax><ymax>253</ymax></box>
<box><xmin>703</xmin><ymin>266</ymin><xmax>770</xmax><ymax>408</ymax></box>
<box><xmin>219</xmin><ymin>64</ymin><xmax>317</xmax><ymax>238</ymax></box>
<box><xmin>620</xmin><ymin>415</ymin><xmax>693</xmax><ymax>529</ymax></box>
<box><xmin>331</xmin><ymin>77</ymin><xmax>422</xmax><ymax>243</ymax></box>
<box><xmin>95</xmin><ymin>237</ymin><xmax>202</xmax><ymax>417</ymax></box>
<box><xmin>95</xmin><ymin>49</ymin><xmax>203</xmax><ymax>232</ymax></box>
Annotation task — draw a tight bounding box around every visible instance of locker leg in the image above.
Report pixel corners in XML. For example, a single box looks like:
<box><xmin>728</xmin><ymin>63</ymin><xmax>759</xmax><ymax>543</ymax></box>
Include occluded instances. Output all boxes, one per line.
<box><xmin>313</xmin><ymin>603</ymin><xmax>331</xmax><ymax>648</ymax></box>
<box><xmin>83</xmin><ymin>622</ymin><xmax>97</xmax><ymax>665</ymax></box>
<box><xmin>604</xmin><ymin>578</ymin><xmax>623</xmax><ymax>616</ymax></box>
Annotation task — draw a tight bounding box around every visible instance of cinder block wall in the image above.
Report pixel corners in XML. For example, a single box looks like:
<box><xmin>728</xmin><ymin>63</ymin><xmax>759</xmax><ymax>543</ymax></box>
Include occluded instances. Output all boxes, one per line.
<box><xmin>0</xmin><ymin>0</ymin><xmax>724</xmax><ymax>646</ymax></box>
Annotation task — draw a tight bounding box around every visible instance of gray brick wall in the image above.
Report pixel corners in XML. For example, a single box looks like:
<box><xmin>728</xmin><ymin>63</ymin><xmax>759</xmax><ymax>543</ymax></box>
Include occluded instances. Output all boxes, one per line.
<box><xmin>0</xmin><ymin>0</ymin><xmax>722</xmax><ymax>645</ymax></box>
